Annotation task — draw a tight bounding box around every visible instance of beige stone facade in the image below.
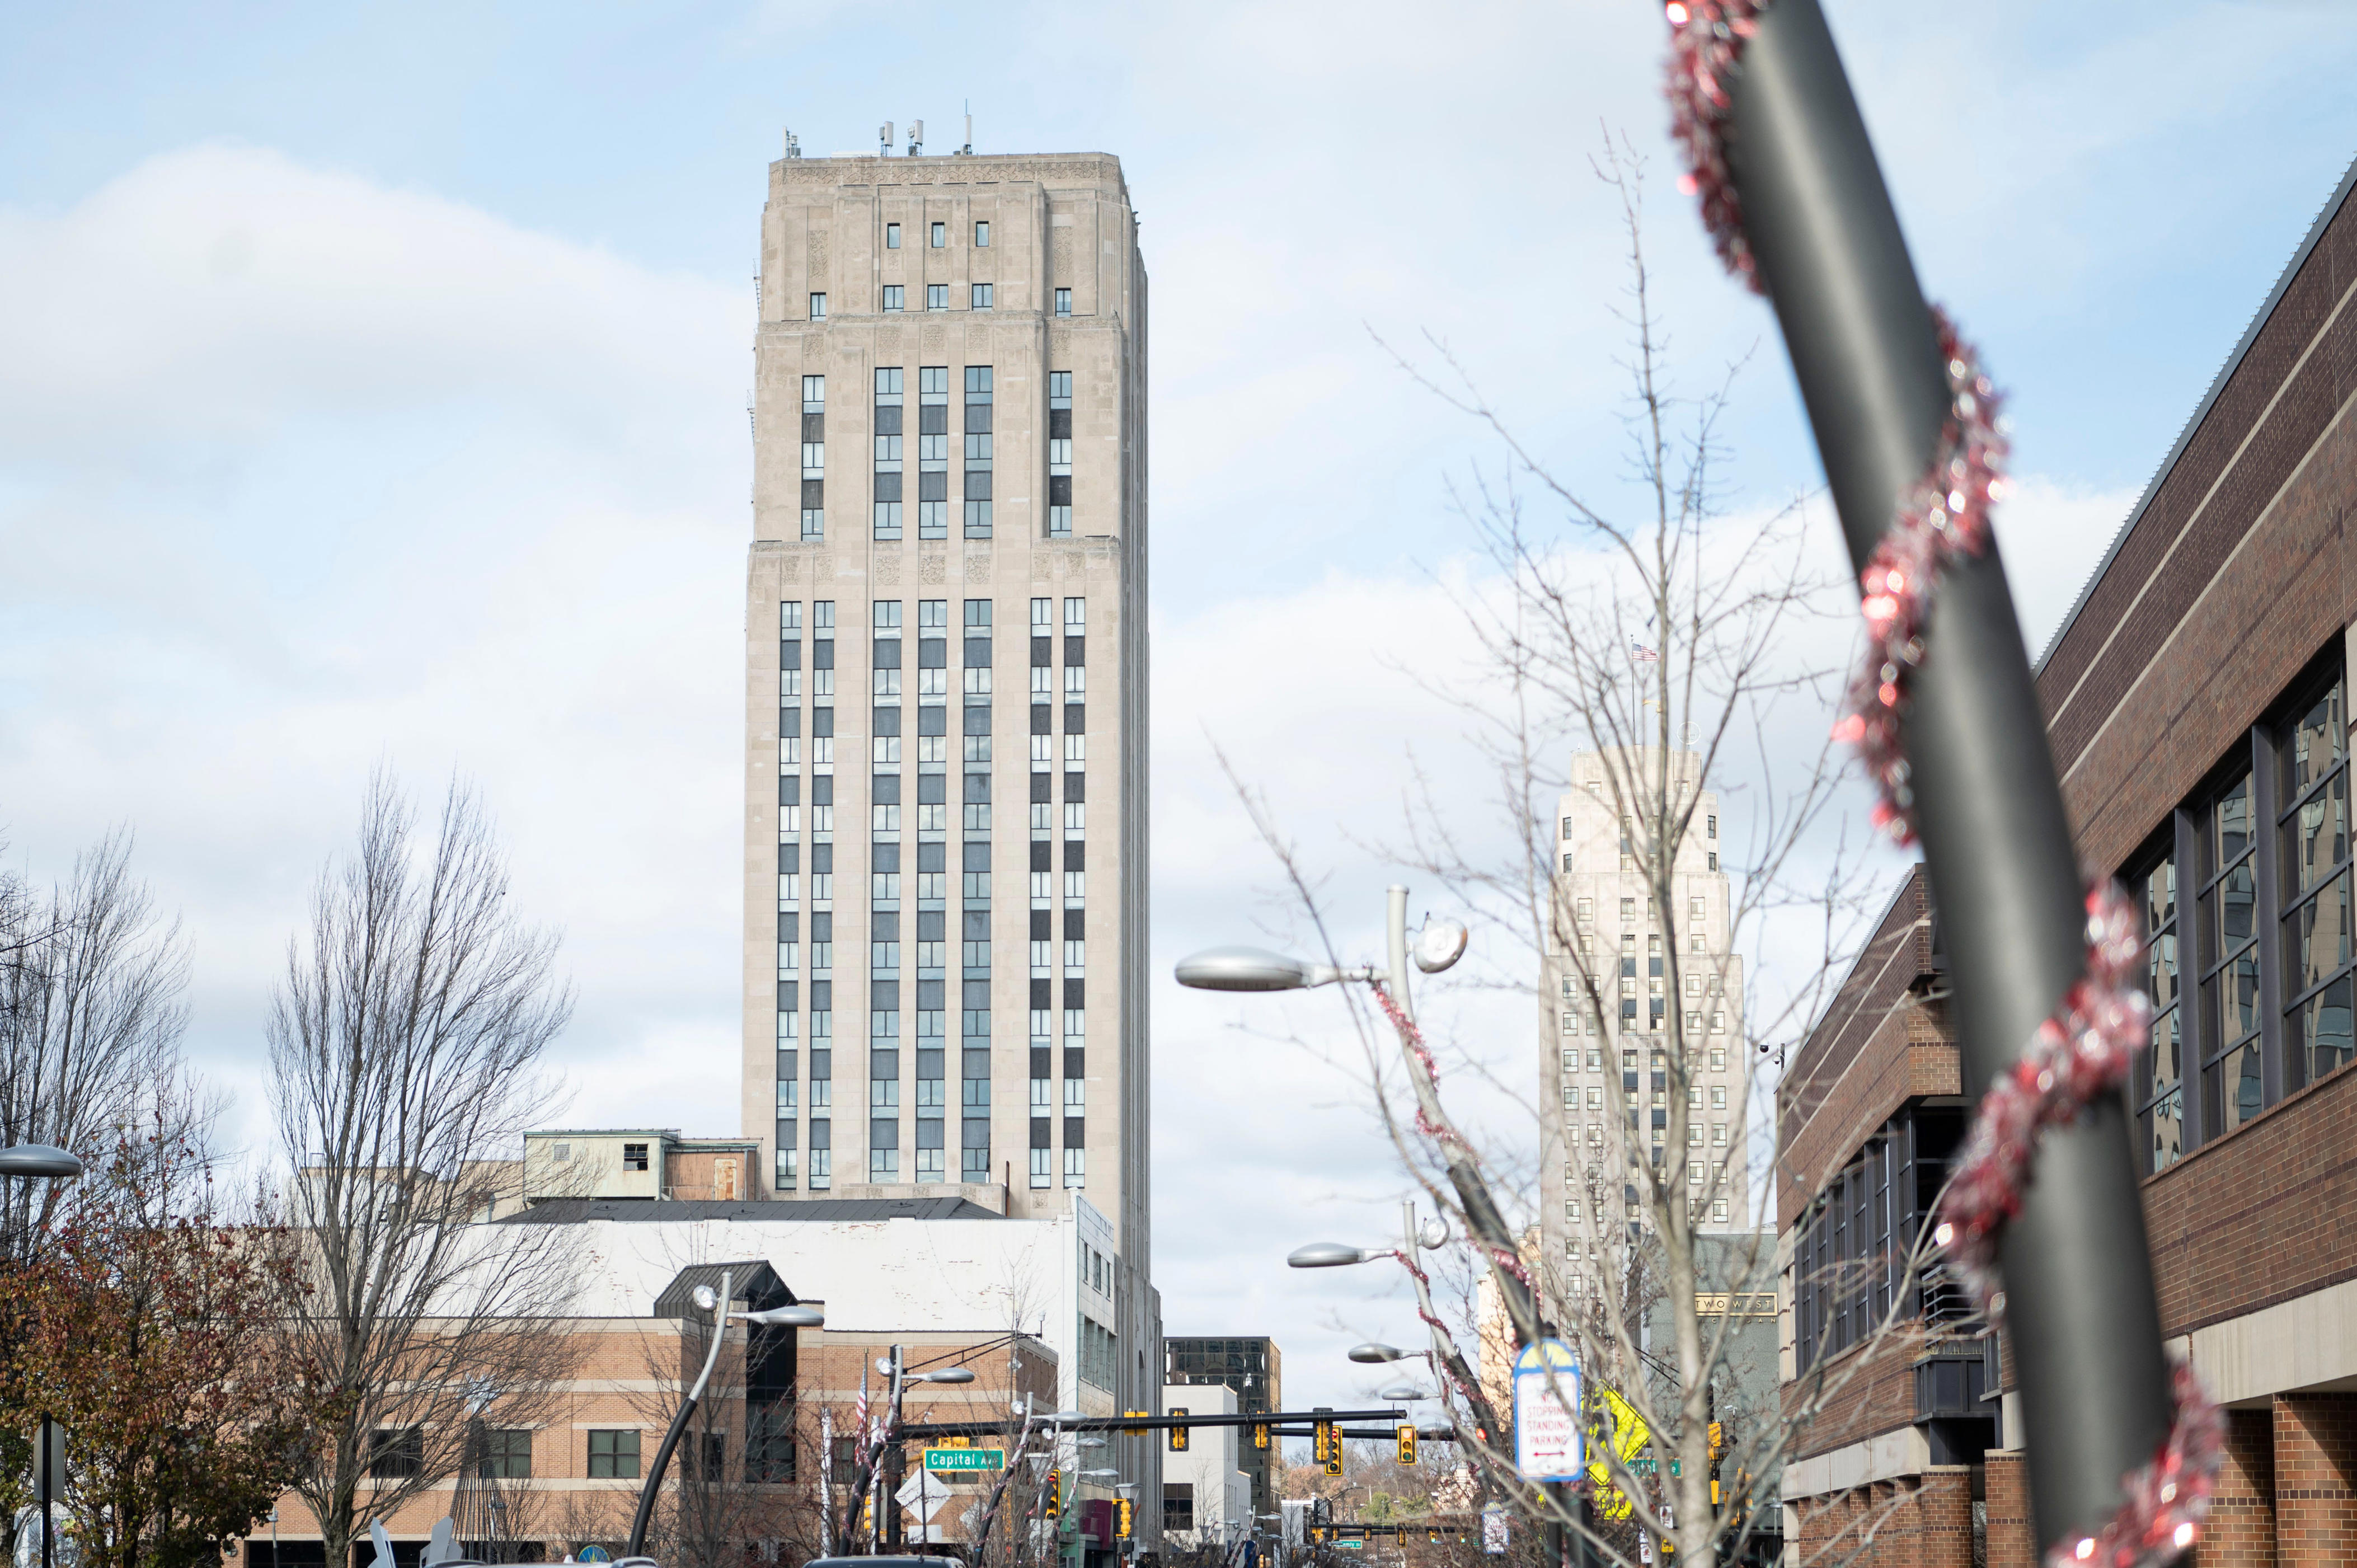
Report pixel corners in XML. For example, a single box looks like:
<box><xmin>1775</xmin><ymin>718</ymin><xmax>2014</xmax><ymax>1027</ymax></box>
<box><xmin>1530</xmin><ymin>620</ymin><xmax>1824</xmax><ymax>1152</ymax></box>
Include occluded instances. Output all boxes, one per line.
<box><xmin>741</xmin><ymin>145</ymin><xmax>1149</xmax><ymax>1307</ymax></box>
<box><xmin>1539</xmin><ymin>745</ymin><xmax>1751</xmax><ymax>1301</ymax></box>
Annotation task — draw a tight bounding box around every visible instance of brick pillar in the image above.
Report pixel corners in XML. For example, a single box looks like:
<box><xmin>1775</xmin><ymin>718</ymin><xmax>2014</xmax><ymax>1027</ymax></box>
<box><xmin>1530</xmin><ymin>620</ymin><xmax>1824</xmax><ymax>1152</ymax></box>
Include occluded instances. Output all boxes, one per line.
<box><xmin>1867</xmin><ymin>1478</ymin><xmax>1901</xmax><ymax>1568</ymax></box>
<box><xmin>2276</xmin><ymin>1392</ymin><xmax>2357</xmax><ymax>1567</ymax></box>
<box><xmin>1984</xmin><ymin>1450</ymin><xmax>2034</xmax><ymax>1568</ymax></box>
<box><xmin>1916</xmin><ymin>1466</ymin><xmax>1976</xmax><ymax>1568</ymax></box>
<box><xmin>2199</xmin><ymin>1406</ymin><xmax>2276</xmax><ymax>1567</ymax></box>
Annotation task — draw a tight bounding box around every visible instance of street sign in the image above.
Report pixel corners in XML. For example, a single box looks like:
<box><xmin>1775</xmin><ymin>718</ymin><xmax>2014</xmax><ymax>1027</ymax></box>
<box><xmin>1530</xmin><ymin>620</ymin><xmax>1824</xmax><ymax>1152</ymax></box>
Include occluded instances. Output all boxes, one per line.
<box><xmin>1335</xmin><ymin>1542</ymin><xmax>1364</xmax><ymax>1551</ymax></box>
<box><xmin>924</xmin><ymin>1447</ymin><xmax>1007</xmax><ymax>1472</ymax></box>
<box><xmin>1480</xmin><ymin>1504</ymin><xmax>1508</xmax><ymax>1556</ymax></box>
<box><xmin>1510</xmin><ymin>1339</ymin><xmax>1583</xmax><ymax>1482</ymax></box>
<box><xmin>896</xmin><ymin>1470</ymin><xmax>953</xmax><ymax>1519</ymax></box>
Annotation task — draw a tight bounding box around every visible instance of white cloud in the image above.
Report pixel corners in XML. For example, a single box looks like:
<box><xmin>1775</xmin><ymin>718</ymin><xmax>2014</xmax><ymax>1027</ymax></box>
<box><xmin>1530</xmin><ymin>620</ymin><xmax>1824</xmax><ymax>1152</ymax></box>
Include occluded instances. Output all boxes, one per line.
<box><xmin>0</xmin><ymin>145</ymin><xmax>751</xmax><ymax>1165</ymax></box>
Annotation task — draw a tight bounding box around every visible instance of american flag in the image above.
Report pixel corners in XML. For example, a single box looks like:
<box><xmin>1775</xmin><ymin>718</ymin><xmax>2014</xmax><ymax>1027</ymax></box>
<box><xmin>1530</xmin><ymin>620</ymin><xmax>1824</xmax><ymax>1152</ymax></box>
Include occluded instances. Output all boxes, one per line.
<box><xmin>1630</xmin><ymin>637</ymin><xmax>1660</xmax><ymax>664</ymax></box>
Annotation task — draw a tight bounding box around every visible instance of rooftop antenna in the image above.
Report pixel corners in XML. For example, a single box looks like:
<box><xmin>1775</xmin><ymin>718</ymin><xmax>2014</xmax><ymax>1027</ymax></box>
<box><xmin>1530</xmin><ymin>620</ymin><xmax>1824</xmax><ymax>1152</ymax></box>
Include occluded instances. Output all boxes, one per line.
<box><xmin>878</xmin><ymin>121</ymin><xmax>893</xmax><ymax>157</ymax></box>
<box><xmin>962</xmin><ymin>101</ymin><xmax>973</xmax><ymax>156</ymax></box>
<box><xmin>782</xmin><ymin>126</ymin><xmax>800</xmax><ymax>159</ymax></box>
<box><xmin>907</xmin><ymin>119</ymin><xmax>923</xmax><ymax>157</ymax></box>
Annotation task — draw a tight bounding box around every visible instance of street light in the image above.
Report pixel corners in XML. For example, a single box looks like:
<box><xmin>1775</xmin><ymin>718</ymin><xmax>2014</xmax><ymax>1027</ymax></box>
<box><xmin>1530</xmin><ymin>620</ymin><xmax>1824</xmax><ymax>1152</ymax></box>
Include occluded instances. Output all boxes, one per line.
<box><xmin>1288</xmin><ymin>1242</ymin><xmax>1379</xmax><ymax>1269</ymax></box>
<box><xmin>1172</xmin><ymin>947</ymin><xmax>1369</xmax><ymax>992</ymax></box>
<box><xmin>2</xmin><ymin>1143</ymin><xmax>79</xmax><ymax>1568</ymax></box>
<box><xmin>0</xmin><ymin>1147</ymin><xmax>80</xmax><ymax>1180</ymax></box>
<box><xmin>628</xmin><ymin>1275</ymin><xmax>749</xmax><ymax>1556</ymax></box>
<box><xmin>1377</xmin><ymin>1386</ymin><xmax>1431</xmax><ymax>1403</ymax></box>
<box><xmin>1347</xmin><ymin>1342</ymin><xmax>1404</xmax><ymax>1363</ymax></box>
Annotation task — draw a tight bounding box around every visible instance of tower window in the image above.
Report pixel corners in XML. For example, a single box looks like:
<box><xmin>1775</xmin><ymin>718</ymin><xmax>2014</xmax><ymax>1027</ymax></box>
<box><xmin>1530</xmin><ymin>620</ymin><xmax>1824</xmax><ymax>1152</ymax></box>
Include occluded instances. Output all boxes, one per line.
<box><xmin>882</xmin><ymin>285</ymin><xmax>904</xmax><ymax>312</ymax></box>
<box><xmin>1055</xmin><ymin>288</ymin><xmax>1072</xmax><ymax>317</ymax></box>
<box><xmin>971</xmin><ymin>283</ymin><xmax>993</xmax><ymax>309</ymax></box>
<box><xmin>931</xmin><ymin>222</ymin><xmax>946</xmax><ymax>248</ymax></box>
<box><xmin>886</xmin><ymin>222</ymin><xmax>902</xmax><ymax>248</ymax></box>
<box><xmin>809</xmin><ymin>293</ymin><xmax>826</xmax><ymax>320</ymax></box>
<box><xmin>927</xmin><ymin>284</ymin><xmax>948</xmax><ymax>311</ymax></box>
<box><xmin>975</xmin><ymin>221</ymin><xmax>990</xmax><ymax>247</ymax></box>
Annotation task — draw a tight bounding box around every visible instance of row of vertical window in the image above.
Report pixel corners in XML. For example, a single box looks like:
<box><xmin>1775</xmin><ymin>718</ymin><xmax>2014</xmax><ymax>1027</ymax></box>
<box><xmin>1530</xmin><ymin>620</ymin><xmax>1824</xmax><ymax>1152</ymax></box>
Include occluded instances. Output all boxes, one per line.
<box><xmin>792</xmin><ymin>371</ymin><xmax>1074</xmax><ymax>543</ymax></box>
<box><xmin>815</xmin><ymin>284</ymin><xmax>1073</xmax><ymax>317</ymax></box>
<box><xmin>2134</xmin><ymin>655</ymin><xmax>2351</xmax><ymax>1173</ymax></box>
<box><xmin>774</xmin><ymin>596</ymin><xmax>1092</xmax><ymax>1193</ymax></box>
<box><xmin>884</xmin><ymin>220</ymin><xmax>987</xmax><ymax>250</ymax></box>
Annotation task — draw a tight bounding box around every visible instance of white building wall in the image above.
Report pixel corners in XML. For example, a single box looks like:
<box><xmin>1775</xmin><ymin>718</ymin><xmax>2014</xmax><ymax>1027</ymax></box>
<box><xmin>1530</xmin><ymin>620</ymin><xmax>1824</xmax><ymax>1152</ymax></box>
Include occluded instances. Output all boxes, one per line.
<box><xmin>1158</xmin><ymin>1382</ymin><xmax>1250</xmax><ymax>1546</ymax></box>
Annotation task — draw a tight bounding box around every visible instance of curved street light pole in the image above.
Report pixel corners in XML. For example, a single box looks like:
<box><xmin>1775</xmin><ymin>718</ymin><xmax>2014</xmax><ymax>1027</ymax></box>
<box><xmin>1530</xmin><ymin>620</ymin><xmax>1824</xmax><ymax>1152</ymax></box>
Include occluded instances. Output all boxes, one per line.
<box><xmin>627</xmin><ymin>1272</ymin><xmax>731</xmax><ymax>1558</ymax></box>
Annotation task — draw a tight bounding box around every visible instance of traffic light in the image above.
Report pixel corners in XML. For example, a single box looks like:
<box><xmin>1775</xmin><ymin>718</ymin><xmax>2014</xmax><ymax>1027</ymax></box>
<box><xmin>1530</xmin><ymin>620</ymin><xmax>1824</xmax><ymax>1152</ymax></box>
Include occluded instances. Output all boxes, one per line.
<box><xmin>1315</xmin><ymin>1419</ymin><xmax>1340</xmax><ymax>1475</ymax></box>
<box><xmin>1395</xmin><ymin>1424</ymin><xmax>1417</xmax><ymax>1468</ymax></box>
<box><xmin>1252</xmin><ymin>1423</ymin><xmax>1270</xmax><ymax>1450</ymax></box>
<box><xmin>1044</xmin><ymin>1468</ymin><xmax>1063</xmax><ymax>1518</ymax></box>
<box><xmin>1169</xmin><ymin>1407</ymin><xmax>1189</xmax><ymax>1452</ymax></box>
<box><xmin>1117</xmin><ymin>1499</ymin><xmax>1134</xmax><ymax>1538</ymax></box>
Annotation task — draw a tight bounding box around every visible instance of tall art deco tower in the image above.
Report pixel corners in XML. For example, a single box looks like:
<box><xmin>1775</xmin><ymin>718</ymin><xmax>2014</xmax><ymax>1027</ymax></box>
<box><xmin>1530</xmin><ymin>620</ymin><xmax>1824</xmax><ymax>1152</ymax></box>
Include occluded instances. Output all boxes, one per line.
<box><xmin>739</xmin><ymin>142</ymin><xmax>1151</xmax><ymax>1275</ymax></box>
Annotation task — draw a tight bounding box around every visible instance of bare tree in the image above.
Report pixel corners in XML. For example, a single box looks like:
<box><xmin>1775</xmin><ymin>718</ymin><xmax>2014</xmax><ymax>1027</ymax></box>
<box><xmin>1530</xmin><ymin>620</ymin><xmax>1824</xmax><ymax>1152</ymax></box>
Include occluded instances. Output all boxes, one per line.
<box><xmin>0</xmin><ymin>833</ymin><xmax>198</xmax><ymax>1261</ymax></box>
<box><xmin>269</xmin><ymin>772</ymin><xmax>584</xmax><ymax>1568</ymax></box>
<box><xmin>1223</xmin><ymin>140</ymin><xmax>1957</xmax><ymax>1566</ymax></box>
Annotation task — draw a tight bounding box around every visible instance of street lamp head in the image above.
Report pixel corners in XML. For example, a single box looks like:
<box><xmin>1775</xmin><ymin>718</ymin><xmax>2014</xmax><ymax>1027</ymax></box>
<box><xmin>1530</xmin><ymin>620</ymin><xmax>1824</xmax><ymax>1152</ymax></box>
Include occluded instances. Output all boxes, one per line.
<box><xmin>691</xmin><ymin>1285</ymin><xmax>719</xmax><ymax>1312</ymax></box>
<box><xmin>1077</xmin><ymin>1438</ymin><xmax>1106</xmax><ymax>1449</ymax></box>
<box><xmin>733</xmin><ymin>1303</ymin><xmax>825</xmax><ymax>1328</ymax></box>
<box><xmin>1346</xmin><ymin>1342</ymin><xmax>1403</xmax><ymax>1364</ymax></box>
<box><xmin>1288</xmin><ymin>1242</ymin><xmax>1374</xmax><ymax>1268</ymax></box>
<box><xmin>1378</xmin><ymin>1385</ymin><xmax>1431</xmax><ymax>1402</ymax></box>
<box><xmin>1048</xmin><ymin>1410</ymin><xmax>1090</xmax><ymax>1425</ymax></box>
<box><xmin>1081</xmin><ymin>1468</ymin><xmax>1119</xmax><ymax>1479</ymax></box>
<box><xmin>1175</xmin><ymin>946</ymin><xmax>1353</xmax><ymax>993</ymax></box>
<box><xmin>1411</xmin><ymin>918</ymin><xmax>1469</xmax><ymax>974</ymax></box>
<box><xmin>915</xmin><ymin>1367</ymin><xmax>975</xmax><ymax>1384</ymax></box>
<box><xmin>0</xmin><ymin>1145</ymin><xmax>81</xmax><ymax>1180</ymax></box>
<box><xmin>1417</xmin><ymin>1216</ymin><xmax>1449</xmax><ymax>1250</ymax></box>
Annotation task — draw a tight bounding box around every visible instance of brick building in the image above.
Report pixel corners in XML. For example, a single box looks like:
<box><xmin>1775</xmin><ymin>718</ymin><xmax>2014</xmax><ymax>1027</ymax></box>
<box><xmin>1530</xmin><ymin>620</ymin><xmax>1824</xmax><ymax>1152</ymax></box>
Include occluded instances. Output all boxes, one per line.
<box><xmin>234</xmin><ymin>1196</ymin><xmax>1158</xmax><ymax>1566</ymax></box>
<box><xmin>1780</xmin><ymin>155</ymin><xmax>2357</xmax><ymax>1567</ymax></box>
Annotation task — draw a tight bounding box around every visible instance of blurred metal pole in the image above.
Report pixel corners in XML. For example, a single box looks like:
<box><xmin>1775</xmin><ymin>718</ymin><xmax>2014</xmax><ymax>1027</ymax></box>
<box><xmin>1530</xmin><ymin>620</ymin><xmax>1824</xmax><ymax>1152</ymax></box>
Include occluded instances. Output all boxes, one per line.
<box><xmin>1718</xmin><ymin>0</ymin><xmax>2171</xmax><ymax>1550</ymax></box>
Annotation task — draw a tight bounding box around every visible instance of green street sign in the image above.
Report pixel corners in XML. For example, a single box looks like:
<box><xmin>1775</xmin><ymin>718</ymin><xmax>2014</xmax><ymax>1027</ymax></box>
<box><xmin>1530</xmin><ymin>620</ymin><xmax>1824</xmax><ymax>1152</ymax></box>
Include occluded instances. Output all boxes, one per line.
<box><xmin>925</xmin><ymin>1447</ymin><xmax>1007</xmax><ymax>1472</ymax></box>
<box><xmin>1335</xmin><ymin>1542</ymin><xmax>1365</xmax><ymax>1551</ymax></box>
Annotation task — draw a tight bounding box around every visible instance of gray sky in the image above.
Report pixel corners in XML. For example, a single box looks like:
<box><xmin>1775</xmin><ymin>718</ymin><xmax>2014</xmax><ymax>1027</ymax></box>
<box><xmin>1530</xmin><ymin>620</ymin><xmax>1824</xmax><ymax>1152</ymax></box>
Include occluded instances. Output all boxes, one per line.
<box><xmin>4</xmin><ymin>0</ymin><xmax>2356</xmax><ymax>1417</ymax></box>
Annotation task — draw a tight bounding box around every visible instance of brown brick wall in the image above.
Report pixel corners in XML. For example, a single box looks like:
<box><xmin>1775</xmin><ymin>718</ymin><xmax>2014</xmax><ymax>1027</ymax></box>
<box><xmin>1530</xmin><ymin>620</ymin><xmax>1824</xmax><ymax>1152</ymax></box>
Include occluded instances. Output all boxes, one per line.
<box><xmin>2199</xmin><ymin>1407</ymin><xmax>2278</xmax><ymax>1568</ymax></box>
<box><xmin>1787</xmin><ymin>1325</ymin><xmax>1932</xmax><ymax>1466</ymax></box>
<box><xmin>2143</xmin><ymin>1055</ymin><xmax>2357</xmax><ymax>1336</ymax></box>
<box><xmin>2275</xmin><ymin>1391</ymin><xmax>2357</xmax><ymax>1566</ymax></box>
<box><xmin>1985</xmin><ymin>1449</ymin><xmax>2032</xmax><ymax>1568</ymax></box>
<box><xmin>236</xmin><ymin>1322</ymin><xmax>1055</xmax><ymax>1556</ymax></box>
<box><xmin>1778</xmin><ymin>873</ymin><xmax>1945</xmax><ymax>1233</ymax></box>
<box><xmin>2040</xmin><ymin>181</ymin><xmax>2357</xmax><ymax>797</ymax></box>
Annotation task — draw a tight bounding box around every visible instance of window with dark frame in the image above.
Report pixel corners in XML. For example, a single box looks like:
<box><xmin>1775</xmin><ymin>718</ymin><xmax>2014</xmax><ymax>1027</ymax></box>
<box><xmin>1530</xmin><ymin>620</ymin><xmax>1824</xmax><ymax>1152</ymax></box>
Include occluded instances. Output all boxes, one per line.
<box><xmin>2124</xmin><ymin>649</ymin><xmax>2351</xmax><ymax>1167</ymax></box>
<box><xmin>927</xmin><ymin>283</ymin><xmax>948</xmax><ymax>311</ymax></box>
<box><xmin>808</xmin><ymin>292</ymin><xmax>825</xmax><ymax>320</ymax></box>
<box><xmin>477</xmin><ymin>1429</ymin><xmax>532</xmax><ymax>1479</ymax></box>
<box><xmin>970</xmin><ymin>283</ymin><xmax>993</xmax><ymax>309</ymax></box>
<box><xmin>974</xmin><ymin>221</ymin><xmax>990</xmax><ymax>247</ymax></box>
<box><xmin>882</xmin><ymin>285</ymin><xmax>904</xmax><ymax>312</ymax></box>
<box><xmin>930</xmin><ymin>221</ymin><xmax>946</xmax><ymax>248</ymax></box>
<box><xmin>2135</xmin><ymin>851</ymin><xmax>2182</xmax><ymax>1175</ymax></box>
<box><xmin>622</xmin><ymin>1142</ymin><xmax>650</xmax><ymax>1172</ymax></box>
<box><xmin>886</xmin><ymin>222</ymin><xmax>901</xmax><ymax>250</ymax></box>
<box><xmin>1054</xmin><ymin>287</ymin><xmax>1072</xmax><ymax>317</ymax></box>
<box><xmin>368</xmin><ymin>1427</ymin><xmax>423</xmax><ymax>1479</ymax></box>
<box><xmin>2281</xmin><ymin>670</ymin><xmax>2353</xmax><ymax>1085</ymax></box>
<box><xmin>2201</xmin><ymin>774</ymin><xmax>2264</xmax><ymax>1139</ymax></box>
<box><xmin>1048</xmin><ymin>371</ymin><xmax>1072</xmax><ymax>538</ymax></box>
<box><xmin>588</xmin><ymin>1429</ymin><xmax>641</xmax><ymax>1480</ymax></box>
